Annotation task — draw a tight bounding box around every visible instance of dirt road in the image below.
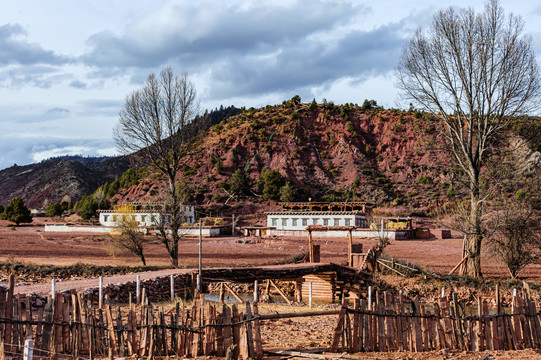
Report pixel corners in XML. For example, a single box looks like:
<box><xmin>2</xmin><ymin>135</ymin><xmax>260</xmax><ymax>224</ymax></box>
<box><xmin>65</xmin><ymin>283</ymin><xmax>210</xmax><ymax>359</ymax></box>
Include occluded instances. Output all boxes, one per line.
<box><xmin>14</xmin><ymin>268</ymin><xmax>194</xmax><ymax>295</ymax></box>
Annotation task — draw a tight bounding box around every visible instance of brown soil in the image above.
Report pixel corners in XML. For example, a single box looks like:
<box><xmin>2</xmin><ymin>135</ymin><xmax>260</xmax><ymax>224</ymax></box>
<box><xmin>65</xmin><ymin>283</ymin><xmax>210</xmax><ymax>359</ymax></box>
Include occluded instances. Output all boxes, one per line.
<box><xmin>1</xmin><ymin>220</ymin><xmax>540</xmax><ymax>281</ymax></box>
<box><xmin>3</xmin><ymin>220</ymin><xmax>541</xmax><ymax>359</ymax></box>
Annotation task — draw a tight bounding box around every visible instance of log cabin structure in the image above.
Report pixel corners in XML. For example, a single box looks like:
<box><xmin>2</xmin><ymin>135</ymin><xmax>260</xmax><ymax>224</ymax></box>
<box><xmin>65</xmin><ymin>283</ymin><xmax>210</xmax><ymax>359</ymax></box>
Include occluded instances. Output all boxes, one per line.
<box><xmin>199</xmin><ymin>263</ymin><xmax>372</xmax><ymax>302</ymax></box>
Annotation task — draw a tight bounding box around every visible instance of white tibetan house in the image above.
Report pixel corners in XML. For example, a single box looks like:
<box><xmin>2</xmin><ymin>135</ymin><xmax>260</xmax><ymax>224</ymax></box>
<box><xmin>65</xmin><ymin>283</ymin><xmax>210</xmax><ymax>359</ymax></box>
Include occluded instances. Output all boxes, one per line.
<box><xmin>98</xmin><ymin>203</ymin><xmax>195</xmax><ymax>227</ymax></box>
<box><xmin>266</xmin><ymin>202</ymin><xmax>371</xmax><ymax>232</ymax></box>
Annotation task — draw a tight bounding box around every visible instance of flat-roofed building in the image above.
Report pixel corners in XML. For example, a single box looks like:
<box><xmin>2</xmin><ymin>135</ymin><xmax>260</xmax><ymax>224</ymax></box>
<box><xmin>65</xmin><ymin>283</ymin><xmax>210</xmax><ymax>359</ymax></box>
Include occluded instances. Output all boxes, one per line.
<box><xmin>266</xmin><ymin>202</ymin><xmax>371</xmax><ymax>231</ymax></box>
<box><xmin>98</xmin><ymin>203</ymin><xmax>195</xmax><ymax>227</ymax></box>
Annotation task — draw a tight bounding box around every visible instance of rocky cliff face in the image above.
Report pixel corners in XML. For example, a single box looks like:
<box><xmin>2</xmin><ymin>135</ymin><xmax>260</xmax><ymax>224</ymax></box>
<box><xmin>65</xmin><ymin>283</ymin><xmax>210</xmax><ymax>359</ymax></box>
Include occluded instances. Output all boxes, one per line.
<box><xmin>112</xmin><ymin>104</ymin><xmax>479</xmax><ymax>208</ymax></box>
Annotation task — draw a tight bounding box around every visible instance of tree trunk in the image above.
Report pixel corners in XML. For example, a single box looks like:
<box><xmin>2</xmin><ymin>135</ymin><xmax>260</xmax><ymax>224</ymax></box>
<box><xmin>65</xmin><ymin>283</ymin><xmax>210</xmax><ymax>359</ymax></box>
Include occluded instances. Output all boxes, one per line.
<box><xmin>461</xmin><ymin>184</ymin><xmax>483</xmax><ymax>278</ymax></box>
<box><xmin>168</xmin><ymin>175</ymin><xmax>180</xmax><ymax>267</ymax></box>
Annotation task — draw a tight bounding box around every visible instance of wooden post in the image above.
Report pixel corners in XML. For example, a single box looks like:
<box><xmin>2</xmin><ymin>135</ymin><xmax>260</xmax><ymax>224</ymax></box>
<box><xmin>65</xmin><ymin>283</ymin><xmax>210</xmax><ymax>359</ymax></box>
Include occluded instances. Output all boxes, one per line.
<box><xmin>244</xmin><ymin>302</ymin><xmax>255</xmax><ymax>358</ymax></box>
<box><xmin>347</xmin><ymin>229</ymin><xmax>353</xmax><ymax>266</ymax></box>
<box><xmin>198</xmin><ymin>218</ymin><xmax>203</xmax><ymax>292</ymax></box>
<box><xmin>367</xmin><ymin>286</ymin><xmax>372</xmax><ymax>311</ymax></box>
<box><xmin>4</xmin><ymin>275</ymin><xmax>14</xmax><ymax>355</ymax></box>
<box><xmin>330</xmin><ymin>302</ymin><xmax>348</xmax><ymax>353</ymax></box>
<box><xmin>23</xmin><ymin>338</ymin><xmax>33</xmax><ymax>360</ymax></box>
<box><xmin>219</xmin><ymin>283</ymin><xmax>225</xmax><ymax>303</ymax></box>
<box><xmin>51</xmin><ymin>279</ymin><xmax>56</xmax><ymax>301</ymax></box>
<box><xmin>253</xmin><ymin>280</ymin><xmax>259</xmax><ymax>303</ymax></box>
<box><xmin>478</xmin><ymin>297</ymin><xmax>484</xmax><ymax>351</ymax></box>
<box><xmin>99</xmin><ymin>276</ymin><xmax>103</xmax><ymax>309</ymax></box>
<box><xmin>252</xmin><ymin>303</ymin><xmax>263</xmax><ymax>359</ymax></box>
<box><xmin>232</xmin><ymin>214</ymin><xmax>236</xmax><ymax>236</ymax></box>
<box><xmin>136</xmin><ymin>275</ymin><xmax>141</xmax><ymax>305</ymax></box>
<box><xmin>170</xmin><ymin>275</ymin><xmax>175</xmax><ymax>301</ymax></box>
<box><xmin>512</xmin><ymin>289</ymin><xmax>523</xmax><ymax>350</ymax></box>
<box><xmin>309</xmin><ymin>282</ymin><xmax>313</xmax><ymax>309</ymax></box>
<box><xmin>308</xmin><ymin>230</ymin><xmax>314</xmax><ymax>263</ymax></box>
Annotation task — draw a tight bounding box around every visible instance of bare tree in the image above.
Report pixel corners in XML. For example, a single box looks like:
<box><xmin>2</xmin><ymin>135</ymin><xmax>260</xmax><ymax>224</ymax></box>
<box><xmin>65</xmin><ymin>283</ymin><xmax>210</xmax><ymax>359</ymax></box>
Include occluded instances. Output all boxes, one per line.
<box><xmin>487</xmin><ymin>201</ymin><xmax>541</xmax><ymax>279</ymax></box>
<box><xmin>109</xmin><ymin>210</ymin><xmax>147</xmax><ymax>266</ymax></box>
<box><xmin>396</xmin><ymin>0</ymin><xmax>541</xmax><ymax>277</ymax></box>
<box><xmin>114</xmin><ymin>67</ymin><xmax>199</xmax><ymax>266</ymax></box>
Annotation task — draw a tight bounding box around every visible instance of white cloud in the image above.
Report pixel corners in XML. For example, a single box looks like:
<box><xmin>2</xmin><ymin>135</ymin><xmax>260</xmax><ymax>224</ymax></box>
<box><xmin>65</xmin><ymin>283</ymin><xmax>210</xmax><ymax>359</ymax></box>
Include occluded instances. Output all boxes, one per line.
<box><xmin>0</xmin><ymin>0</ymin><xmax>538</xmax><ymax>170</ymax></box>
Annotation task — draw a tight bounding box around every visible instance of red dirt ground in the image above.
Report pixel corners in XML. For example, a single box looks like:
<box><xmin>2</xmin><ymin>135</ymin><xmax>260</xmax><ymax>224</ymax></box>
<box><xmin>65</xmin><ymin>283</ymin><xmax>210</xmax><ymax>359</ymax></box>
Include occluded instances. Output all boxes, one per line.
<box><xmin>1</xmin><ymin>218</ymin><xmax>540</xmax><ymax>280</ymax></box>
<box><xmin>2</xmin><ymin>219</ymin><xmax>541</xmax><ymax>359</ymax></box>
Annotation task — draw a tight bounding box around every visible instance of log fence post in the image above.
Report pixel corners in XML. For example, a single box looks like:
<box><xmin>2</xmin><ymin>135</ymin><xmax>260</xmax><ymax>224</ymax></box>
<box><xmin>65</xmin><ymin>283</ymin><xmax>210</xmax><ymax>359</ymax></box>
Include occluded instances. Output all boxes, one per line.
<box><xmin>136</xmin><ymin>275</ymin><xmax>141</xmax><ymax>305</ymax></box>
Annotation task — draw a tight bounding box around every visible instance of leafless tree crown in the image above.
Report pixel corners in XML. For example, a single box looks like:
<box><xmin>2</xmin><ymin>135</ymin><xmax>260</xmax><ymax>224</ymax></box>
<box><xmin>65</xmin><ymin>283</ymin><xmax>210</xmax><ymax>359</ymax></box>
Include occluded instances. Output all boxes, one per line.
<box><xmin>396</xmin><ymin>0</ymin><xmax>541</xmax><ymax>278</ymax></box>
<box><xmin>114</xmin><ymin>67</ymin><xmax>198</xmax><ymax>177</ymax></box>
<box><xmin>397</xmin><ymin>0</ymin><xmax>540</xmax><ymax>182</ymax></box>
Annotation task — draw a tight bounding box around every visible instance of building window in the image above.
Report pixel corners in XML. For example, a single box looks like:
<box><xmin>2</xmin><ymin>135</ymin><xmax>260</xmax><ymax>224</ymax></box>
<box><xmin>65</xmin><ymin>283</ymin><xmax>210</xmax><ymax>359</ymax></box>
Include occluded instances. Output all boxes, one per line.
<box><xmin>282</xmin><ymin>218</ymin><xmax>287</xmax><ymax>226</ymax></box>
<box><xmin>333</xmin><ymin>218</ymin><xmax>340</xmax><ymax>226</ymax></box>
<box><xmin>272</xmin><ymin>218</ymin><xmax>278</xmax><ymax>227</ymax></box>
<box><xmin>103</xmin><ymin>215</ymin><xmax>109</xmax><ymax>222</ymax></box>
<box><xmin>323</xmin><ymin>219</ymin><xmax>328</xmax><ymax>226</ymax></box>
<box><xmin>112</xmin><ymin>215</ymin><xmax>117</xmax><ymax>222</ymax></box>
<box><xmin>292</xmin><ymin>218</ymin><xmax>298</xmax><ymax>226</ymax></box>
<box><xmin>313</xmin><ymin>218</ymin><xmax>319</xmax><ymax>225</ymax></box>
<box><xmin>302</xmin><ymin>218</ymin><xmax>308</xmax><ymax>226</ymax></box>
<box><xmin>345</xmin><ymin>219</ymin><xmax>351</xmax><ymax>226</ymax></box>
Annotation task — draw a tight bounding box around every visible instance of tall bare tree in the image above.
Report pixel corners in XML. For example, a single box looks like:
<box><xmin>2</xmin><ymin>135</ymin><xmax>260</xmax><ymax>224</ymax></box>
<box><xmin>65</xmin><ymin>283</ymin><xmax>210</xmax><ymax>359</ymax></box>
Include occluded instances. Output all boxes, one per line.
<box><xmin>114</xmin><ymin>67</ymin><xmax>199</xmax><ymax>266</ymax></box>
<box><xmin>396</xmin><ymin>0</ymin><xmax>540</xmax><ymax>278</ymax></box>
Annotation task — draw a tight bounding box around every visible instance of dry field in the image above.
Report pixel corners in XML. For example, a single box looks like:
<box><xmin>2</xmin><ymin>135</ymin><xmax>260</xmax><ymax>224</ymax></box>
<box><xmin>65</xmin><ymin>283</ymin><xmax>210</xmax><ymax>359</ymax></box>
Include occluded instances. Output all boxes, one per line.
<box><xmin>1</xmin><ymin>218</ymin><xmax>540</xmax><ymax>281</ymax></box>
<box><xmin>2</xmin><ymin>219</ymin><xmax>541</xmax><ymax>359</ymax></box>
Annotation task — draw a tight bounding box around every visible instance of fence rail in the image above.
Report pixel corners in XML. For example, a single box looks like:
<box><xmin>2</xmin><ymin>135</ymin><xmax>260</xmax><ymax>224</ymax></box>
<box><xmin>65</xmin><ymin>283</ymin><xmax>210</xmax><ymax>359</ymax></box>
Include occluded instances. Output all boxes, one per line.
<box><xmin>0</xmin><ymin>275</ymin><xmax>263</xmax><ymax>359</ymax></box>
<box><xmin>331</xmin><ymin>289</ymin><xmax>541</xmax><ymax>353</ymax></box>
<box><xmin>2</xmin><ymin>273</ymin><xmax>541</xmax><ymax>359</ymax></box>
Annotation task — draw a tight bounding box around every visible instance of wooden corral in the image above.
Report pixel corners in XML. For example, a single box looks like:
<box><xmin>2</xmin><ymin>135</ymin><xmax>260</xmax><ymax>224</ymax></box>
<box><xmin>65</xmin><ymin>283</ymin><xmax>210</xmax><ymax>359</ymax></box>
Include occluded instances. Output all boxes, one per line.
<box><xmin>199</xmin><ymin>263</ymin><xmax>372</xmax><ymax>303</ymax></box>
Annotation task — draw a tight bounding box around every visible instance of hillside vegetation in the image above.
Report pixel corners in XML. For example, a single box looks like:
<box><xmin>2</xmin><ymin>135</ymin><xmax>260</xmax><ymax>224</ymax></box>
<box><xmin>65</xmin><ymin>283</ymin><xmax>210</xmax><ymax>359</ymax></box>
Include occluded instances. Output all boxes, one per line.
<box><xmin>111</xmin><ymin>99</ymin><xmax>539</xmax><ymax>210</ymax></box>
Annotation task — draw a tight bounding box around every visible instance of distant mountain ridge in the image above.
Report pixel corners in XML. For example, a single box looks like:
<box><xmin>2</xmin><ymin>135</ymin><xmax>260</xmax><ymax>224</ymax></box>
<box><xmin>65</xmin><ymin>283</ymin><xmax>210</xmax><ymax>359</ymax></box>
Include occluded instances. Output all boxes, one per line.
<box><xmin>0</xmin><ymin>105</ymin><xmax>242</xmax><ymax>209</ymax></box>
<box><xmin>0</xmin><ymin>156</ymin><xmax>131</xmax><ymax>208</ymax></box>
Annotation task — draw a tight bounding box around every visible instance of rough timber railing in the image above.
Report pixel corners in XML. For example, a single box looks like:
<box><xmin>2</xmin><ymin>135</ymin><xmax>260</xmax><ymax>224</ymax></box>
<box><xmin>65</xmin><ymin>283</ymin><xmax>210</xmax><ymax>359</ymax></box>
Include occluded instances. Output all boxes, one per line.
<box><xmin>2</xmin><ymin>273</ymin><xmax>540</xmax><ymax>359</ymax></box>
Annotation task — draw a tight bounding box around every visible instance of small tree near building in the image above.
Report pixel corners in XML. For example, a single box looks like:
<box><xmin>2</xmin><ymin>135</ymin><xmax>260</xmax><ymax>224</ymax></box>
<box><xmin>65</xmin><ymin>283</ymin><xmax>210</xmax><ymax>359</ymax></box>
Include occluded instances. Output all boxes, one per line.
<box><xmin>4</xmin><ymin>197</ymin><xmax>32</xmax><ymax>226</ymax></box>
<box><xmin>77</xmin><ymin>195</ymin><xmax>98</xmax><ymax>220</ymax></box>
<box><xmin>108</xmin><ymin>205</ymin><xmax>146</xmax><ymax>265</ymax></box>
<box><xmin>279</xmin><ymin>181</ymin><xmax>296</xmax><ymax>202</ymax></box>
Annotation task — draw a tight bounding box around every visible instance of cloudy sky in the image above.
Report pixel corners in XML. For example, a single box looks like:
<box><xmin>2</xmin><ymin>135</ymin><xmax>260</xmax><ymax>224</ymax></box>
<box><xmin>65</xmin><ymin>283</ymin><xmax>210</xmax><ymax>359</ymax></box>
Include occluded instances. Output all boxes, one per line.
<box><xmin>0</xmin><ymin>0</ymin><xmax>539</xmax><ymax>170</ymax></box>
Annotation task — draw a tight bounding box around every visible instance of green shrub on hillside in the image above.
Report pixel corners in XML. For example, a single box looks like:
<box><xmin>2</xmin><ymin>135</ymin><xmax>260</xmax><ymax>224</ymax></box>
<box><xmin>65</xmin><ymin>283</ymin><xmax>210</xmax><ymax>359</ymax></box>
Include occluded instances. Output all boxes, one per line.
<box><xmin>258</xmin><ymin>168</ymin><xmax>285</xmax><ymax>201</ymax></box>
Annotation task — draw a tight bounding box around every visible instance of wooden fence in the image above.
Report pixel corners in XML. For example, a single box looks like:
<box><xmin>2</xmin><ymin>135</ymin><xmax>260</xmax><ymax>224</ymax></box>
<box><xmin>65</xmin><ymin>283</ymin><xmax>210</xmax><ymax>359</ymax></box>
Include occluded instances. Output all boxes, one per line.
<box><xmin>331</xmin><ymin>289</ymin><xmax>541</xmax><ymax>353</ymax></box>
<box><xmin>0</xmin><ymin>276</ymin><xmax>264</xmax><ymax>359</ymax></box>
<box><xmin>2</xmin><ymin>272</ymin><xmax>541</xmax><ymax>359</ymax></box>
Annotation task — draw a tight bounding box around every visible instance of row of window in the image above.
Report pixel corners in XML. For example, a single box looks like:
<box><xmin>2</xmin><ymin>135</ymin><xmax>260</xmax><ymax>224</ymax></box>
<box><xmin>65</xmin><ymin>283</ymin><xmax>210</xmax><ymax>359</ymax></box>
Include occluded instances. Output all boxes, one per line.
<box><xmin>271</xmin><ymin>217</ymin><xmax>364</xmax><ymax>227</ymax></box>
<box><xmin>102</xmin><ymin>214</ymin><xmax>193</xmax><ymax>225</ymax></box>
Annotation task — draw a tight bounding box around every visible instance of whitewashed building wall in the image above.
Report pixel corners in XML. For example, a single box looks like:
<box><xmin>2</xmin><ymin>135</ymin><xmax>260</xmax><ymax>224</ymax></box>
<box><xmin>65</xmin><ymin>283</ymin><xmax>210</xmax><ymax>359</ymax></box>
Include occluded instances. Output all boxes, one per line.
<box><xmin>98</xmin><ymin>205</ymin><xmax>195</xmax><ymax>227</ymax></box>
<box><xmin>266</xmin><ymin>212</ymin><xmax>368</xmax><ymax>231</ymax></box>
